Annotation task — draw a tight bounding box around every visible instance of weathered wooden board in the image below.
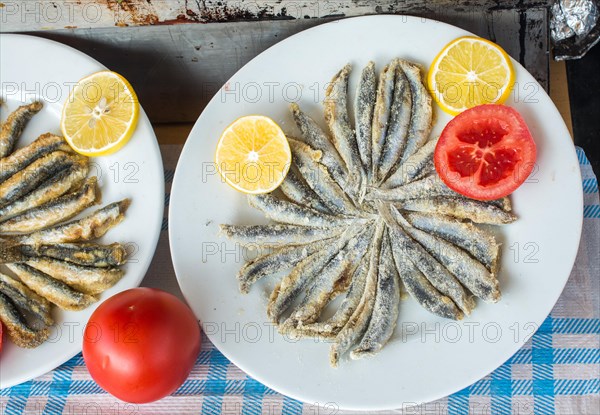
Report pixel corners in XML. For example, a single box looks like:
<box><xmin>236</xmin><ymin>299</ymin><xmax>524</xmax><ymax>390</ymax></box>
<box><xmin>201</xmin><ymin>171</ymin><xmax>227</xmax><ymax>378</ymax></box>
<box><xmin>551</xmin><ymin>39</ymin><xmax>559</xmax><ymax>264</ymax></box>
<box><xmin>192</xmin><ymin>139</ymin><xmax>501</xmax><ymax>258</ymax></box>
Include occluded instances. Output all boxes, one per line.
<box><xmin>14</xmin><ymin>8</ymin><xmax>547</xmax><ymax>123</ymax></box>
<box><xmin>1</xmin><ymin>0</ymin><xmax>551</xmax><ymax>31</ymax></box>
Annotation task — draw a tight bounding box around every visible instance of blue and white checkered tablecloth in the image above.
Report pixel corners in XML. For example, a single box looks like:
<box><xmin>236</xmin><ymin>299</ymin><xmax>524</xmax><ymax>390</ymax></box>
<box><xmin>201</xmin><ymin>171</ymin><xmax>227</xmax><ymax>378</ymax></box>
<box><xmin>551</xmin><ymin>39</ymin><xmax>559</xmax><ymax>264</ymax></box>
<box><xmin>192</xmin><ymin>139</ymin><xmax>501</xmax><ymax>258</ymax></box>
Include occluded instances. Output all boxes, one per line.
<box><xmin>1</xmin><ymin>146</ymin><xmax>598</xmax><ymax>415</ymax></box>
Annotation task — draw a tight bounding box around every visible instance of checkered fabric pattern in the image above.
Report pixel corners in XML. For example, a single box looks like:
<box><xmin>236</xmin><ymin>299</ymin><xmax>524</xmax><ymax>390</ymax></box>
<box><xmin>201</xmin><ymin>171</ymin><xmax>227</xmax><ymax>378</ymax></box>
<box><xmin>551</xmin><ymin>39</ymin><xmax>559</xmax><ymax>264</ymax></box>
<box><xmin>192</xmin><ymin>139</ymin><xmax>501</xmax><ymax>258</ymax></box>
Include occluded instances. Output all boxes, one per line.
<box><xmin>1</xmin><ymin>146</ymin><xmax>598</xmax><ymax>415</ymax></box>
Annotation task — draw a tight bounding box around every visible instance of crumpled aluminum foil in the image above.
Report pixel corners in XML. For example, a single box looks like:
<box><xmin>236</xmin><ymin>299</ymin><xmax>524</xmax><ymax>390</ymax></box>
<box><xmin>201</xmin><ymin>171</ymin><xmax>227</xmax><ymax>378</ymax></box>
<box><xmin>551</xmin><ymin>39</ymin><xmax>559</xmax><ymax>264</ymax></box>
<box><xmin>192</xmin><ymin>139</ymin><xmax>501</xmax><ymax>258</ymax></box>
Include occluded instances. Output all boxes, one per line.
<box><xmin>551</xmin><ymin>0</ymin><xmax>600</xmax><ymax>60</ymax></box>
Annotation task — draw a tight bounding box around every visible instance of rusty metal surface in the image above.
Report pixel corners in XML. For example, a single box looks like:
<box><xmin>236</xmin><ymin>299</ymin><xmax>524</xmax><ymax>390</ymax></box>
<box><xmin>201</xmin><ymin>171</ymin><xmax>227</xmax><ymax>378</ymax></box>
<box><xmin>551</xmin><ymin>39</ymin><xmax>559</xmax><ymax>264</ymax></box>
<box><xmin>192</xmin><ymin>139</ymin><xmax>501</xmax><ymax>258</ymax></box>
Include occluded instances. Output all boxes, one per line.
<box><xmin>0</xmin><ymin>0</ymin><xmax>553</xmax><ymax>31</ymax></box>
<box><xmin>1</xmin><ymin>1</ymin><xmax>550</xmax><ymax>124</ymax></box>
<box><xmin>17</xmin><ymin>8</ymin><xmax>547</xmax><ymax>124</ymax></box>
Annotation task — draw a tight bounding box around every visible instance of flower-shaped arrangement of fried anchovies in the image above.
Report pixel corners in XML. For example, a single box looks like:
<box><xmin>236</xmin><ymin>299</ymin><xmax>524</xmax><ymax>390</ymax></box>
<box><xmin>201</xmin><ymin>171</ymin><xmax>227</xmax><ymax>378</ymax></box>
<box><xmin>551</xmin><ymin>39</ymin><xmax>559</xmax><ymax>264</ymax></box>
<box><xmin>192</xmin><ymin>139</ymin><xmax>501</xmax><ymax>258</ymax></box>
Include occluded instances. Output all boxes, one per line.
<box><xmin>0</xmin><ymin>102</ymin><xmax>130</xmax><ymax>349</ymax></box>
<box><xmin>221</xmin><ymin>59</ymin><xmax>516</xmax><ymax>367</ymax></box>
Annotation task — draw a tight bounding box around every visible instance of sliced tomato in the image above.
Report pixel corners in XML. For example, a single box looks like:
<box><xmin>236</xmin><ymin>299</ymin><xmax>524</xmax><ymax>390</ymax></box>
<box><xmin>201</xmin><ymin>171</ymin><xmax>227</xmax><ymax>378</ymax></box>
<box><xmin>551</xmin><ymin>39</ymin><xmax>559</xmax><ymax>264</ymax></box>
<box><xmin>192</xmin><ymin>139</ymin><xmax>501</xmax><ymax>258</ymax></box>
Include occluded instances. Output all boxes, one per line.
<box><xmin>434</xmin><ymin>104</ymin><xmax>536</xmax><ymax>200</ymax></box>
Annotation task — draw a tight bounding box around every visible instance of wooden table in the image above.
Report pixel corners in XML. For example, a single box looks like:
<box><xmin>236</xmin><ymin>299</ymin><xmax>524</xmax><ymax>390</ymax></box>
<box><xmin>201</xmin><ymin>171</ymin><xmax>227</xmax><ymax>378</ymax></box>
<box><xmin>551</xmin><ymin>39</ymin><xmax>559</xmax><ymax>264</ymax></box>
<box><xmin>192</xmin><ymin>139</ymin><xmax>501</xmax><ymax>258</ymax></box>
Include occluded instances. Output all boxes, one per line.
<box><xmin>1</xmin><ymin>0</ymin><xmax>573</xmax><ymax>139</ymax></box>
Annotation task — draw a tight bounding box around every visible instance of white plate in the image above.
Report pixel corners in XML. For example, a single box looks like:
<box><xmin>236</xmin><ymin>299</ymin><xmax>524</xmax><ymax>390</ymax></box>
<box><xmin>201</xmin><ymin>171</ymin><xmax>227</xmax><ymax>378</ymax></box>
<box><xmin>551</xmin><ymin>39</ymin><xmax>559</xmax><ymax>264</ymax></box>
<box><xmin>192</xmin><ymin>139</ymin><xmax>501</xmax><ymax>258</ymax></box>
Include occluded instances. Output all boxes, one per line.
<box><xmin>0</xmin><ymin>34</ymin><xmax>164</xmax><ymax>388</ymax></box>
<box><xmin>169</xmin><ymin>16</ymin><xmax>582</xmax><ymax>410</ymax></box>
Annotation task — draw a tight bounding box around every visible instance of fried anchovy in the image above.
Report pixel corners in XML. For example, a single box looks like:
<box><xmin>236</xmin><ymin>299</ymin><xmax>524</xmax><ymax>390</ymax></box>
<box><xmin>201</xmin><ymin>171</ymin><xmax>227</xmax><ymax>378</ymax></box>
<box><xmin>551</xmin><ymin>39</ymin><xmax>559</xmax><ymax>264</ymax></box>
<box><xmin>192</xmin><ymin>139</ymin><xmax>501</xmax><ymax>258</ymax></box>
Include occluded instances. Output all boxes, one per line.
<box><xmin>383</xmin><ymin>165</ymin><xmax>509</xmax><ymax>212</ymax></box>
<box><xmin>378</xmin><ymin>64</ymin><xmax>413</xmax><ymax>182</ymax></box>
<box><xmin>267</xmin><ymin>227</ymin><xmax>359</xmax><ymax>323</ymax></box>
<box><xmin>0</xmin><ymin>157</ymin><xmax>89</xmax><ymax>220</ymax></box>
<box><xmin>291</xmin><ymin>255</ymin><xmax>370</xmax><ymax>339</ymax></box>
<box><xmin>330</xmin><ymin>220</ymin><xmax>385</xmax><ymax>367</ymax></box>
<box><xmin>0</xmin><ymin>101</ymin><xmax>43</xmax><ymax>158</ymax></box>
<box><xmin>351</xmin><ymin>231</ymin><xmax>400</xmax><ymax>358</ymax></box>
<box><xmin>372</xmin><ymin>174</ymin><xmax>511</xmax><ymax>211</ymax></box>
<box><xmin>0</xmin><ymin>291</ymin><xmax>50</xmax><ymax>348</ymax></box>
<box><xmin>398</xmin><ymin>61</ymin><xmax>433</xmax><ymax>163</ymax></box>
<box><xmin>6</xmin><ymin>263</ymin><xmax>98</xmax><ymax>311</ymax></box>
<box><xmin>0</xmin><ymin>177</ymin><xmax>99</xmax><ymax>233</ymax></box>
<box><xmin>399</xmin><ymin>197</ymin><xmax>517</xmax><ymax>224</ymax></box>
<box><xmin>287</xmin><ymin>138</ymin><xmax>358</xmax><ymax>215</ymax></box>
<box><xmin>1</xmin><ymin>242</ymin><xmax>127</xmax><ymax>268</ymax></box>
<box><xmin>11</xmin><ymin>200</ymin><xmax>130</xmax><ymax>245</ymax></box>
<box><xmin>404</xmin><ymin>211</ymin><xmax>500</xmax><ymax>271</ymax></box>
<box><xmin>380</xmin><ymin>203</ymin><xmax>475</xmax><ymax>315</ymax></box>
<box><xmin>290</xmin><ymin>103</ymin><xmax>347</xmax><ymax>187</ymax></box>
<box><xmin>279</xmin><ymin>166</ymin><xmax>331</xmax><ymax>214</ymax></box>
<box><xmin>237</xmin><ymin>238</ymin><xmax>333</xmax><ymax>294</ymax></box>
<box><xmin>384</xmin><ymin>138</ymin><xmax>437</xmax><ymax>188</ymax></box>
<box><xmin>0</xmin><ymin>273</ymin><xmax>53</xmax><ymax>325</ymax></box>
<box><xmin>370</xmin><ymin>174</ymin><xmax>459</xmax><ymax>201</ymax></box>
<box><xmin>355</xmin><ymin>61</ymin><xmax>377</xmax><ymax>182</ymax></box>
<box><xmin>371</xmin><ymin>60</ymin><xmax>398</xmax><ymax>180</ymax></box>
<box><xmin>483</xmin><ymin>196</ymin><xmax>512</xmax><ymax>212</ymax></box>
<box><xmin>324</xmin><ymin>64</ymin><xmax>365</xmax><ymax>198</ymax></box>
<box><xmin>390</xmin><ymin>242</ymin><xmax>463</xmax><ymax>320</ymax></box>
<box><xmin>220</xmin><ymin>223</ymin><xmax>344</xmax><ymax>247</ymax></box>
<box><xmin>0</xmin><ymin>133</ymin><xmax>73</xmax><ymax>183</ymax></box>
<box><xmin>0</xmin><ymin>151</ymin><xmax>84</xmax><ymax>208</ymax></box>
<box><xmin>247</xmin><ymin>194</ymin><xmax>362</xmax><ymax>228</ymax></box>
<box><xmin>395</xmin><ymin>213</ymin><xmax>500</xmax><ymax>302</ymax></box>
<box><xmin>25</xmin><ymin>257</ymin><xmax>124</xmax><ymax>295</ymax></box>
<box><xmin>283</xmin><ymin>226</ymin><xmax>373</xmax><ymax>330</ymax></box>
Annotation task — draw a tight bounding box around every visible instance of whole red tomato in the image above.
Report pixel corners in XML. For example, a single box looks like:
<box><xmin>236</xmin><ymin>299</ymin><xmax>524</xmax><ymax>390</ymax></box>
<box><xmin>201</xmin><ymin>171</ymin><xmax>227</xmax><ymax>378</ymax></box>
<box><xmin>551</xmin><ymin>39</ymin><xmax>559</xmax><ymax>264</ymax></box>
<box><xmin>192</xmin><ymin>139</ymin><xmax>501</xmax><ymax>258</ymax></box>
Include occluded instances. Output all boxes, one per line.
<box><xmin>83</xmin><ymin>288</ymin><xmax>201</xmax><ymax>403</ymax></box>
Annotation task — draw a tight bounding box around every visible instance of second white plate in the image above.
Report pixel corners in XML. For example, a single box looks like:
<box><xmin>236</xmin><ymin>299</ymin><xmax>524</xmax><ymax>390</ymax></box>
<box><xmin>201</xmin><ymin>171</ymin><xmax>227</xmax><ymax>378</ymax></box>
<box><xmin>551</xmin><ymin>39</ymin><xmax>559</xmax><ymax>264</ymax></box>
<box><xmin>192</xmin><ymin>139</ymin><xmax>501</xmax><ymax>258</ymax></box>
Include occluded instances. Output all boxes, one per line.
<box><xmin>169</xmin><ymin>16</ymin><xmax>582</xmax><ymax>410</ymax></box>
<box><xmin>0</xmin><ymin>34</ymin><xmax>164</xmax><ymax>389</ymax></box>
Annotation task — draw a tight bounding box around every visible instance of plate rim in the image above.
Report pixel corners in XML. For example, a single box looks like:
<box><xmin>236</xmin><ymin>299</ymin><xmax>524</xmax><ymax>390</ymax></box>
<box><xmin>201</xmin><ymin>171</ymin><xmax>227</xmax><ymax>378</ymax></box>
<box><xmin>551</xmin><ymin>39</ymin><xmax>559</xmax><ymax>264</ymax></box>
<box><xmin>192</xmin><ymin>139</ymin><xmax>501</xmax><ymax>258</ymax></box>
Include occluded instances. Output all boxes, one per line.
<box><xmin>169</xmin><ymin>15</ymin><xmax>583</xmax><ymax>410</ymax></box>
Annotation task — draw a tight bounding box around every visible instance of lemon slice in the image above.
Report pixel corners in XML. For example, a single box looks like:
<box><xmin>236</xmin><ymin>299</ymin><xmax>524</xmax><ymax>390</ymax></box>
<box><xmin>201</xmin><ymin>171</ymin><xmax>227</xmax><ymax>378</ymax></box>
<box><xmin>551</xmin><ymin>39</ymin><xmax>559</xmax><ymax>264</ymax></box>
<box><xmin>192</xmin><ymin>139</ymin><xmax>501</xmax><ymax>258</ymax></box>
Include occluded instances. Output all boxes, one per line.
<box><xmin>428</xmin><ymin>36</ymin><xmax>515</xmax><ymax>115</ymax></box>
<box><xmin>215</xmin><ymin>115</ymin><xmax>291</xmax><ymax>194</ymax></box>
<box><xmin>61</xmin><ymin>71</ymin><xmax>139</xmax><ymax>156</ymax></box>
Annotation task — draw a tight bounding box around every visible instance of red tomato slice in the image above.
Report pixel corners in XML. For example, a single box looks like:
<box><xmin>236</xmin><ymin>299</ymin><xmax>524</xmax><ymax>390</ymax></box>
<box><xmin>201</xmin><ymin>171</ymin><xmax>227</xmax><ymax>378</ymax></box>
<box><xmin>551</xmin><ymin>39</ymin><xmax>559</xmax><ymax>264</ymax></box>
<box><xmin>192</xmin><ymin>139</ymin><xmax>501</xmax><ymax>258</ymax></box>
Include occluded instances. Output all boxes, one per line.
<box><xmin>434</xmin><ymin>104</ymin><xmax>537</xmax><ymax>200</ymax></box>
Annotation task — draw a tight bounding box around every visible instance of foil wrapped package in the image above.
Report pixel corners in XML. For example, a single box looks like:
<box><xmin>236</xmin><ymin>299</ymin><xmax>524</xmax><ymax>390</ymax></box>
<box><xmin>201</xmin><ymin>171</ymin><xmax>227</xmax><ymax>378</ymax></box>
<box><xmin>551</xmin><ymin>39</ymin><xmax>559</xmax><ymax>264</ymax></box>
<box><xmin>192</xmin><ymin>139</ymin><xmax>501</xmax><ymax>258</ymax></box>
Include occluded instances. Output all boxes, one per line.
<box><xmin>551</xmin><ymin>0</ymin><xmax>599</xmax><ymax>59</ymax></box>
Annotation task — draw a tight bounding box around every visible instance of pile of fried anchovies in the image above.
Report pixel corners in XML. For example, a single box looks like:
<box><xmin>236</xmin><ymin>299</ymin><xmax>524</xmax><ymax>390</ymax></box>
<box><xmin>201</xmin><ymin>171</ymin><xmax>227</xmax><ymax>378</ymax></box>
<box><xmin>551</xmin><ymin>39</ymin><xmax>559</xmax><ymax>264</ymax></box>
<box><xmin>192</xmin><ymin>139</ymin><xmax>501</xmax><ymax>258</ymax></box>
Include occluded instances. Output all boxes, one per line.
<box><xmin>0</xmin><ymin>101</ymin><xmax>130</xmax><ymax>348</ymax></box>
<box><xmin>222</xmin><ymin>59</ymin><xmax>517</xmax><ymax>367</ymax></box>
